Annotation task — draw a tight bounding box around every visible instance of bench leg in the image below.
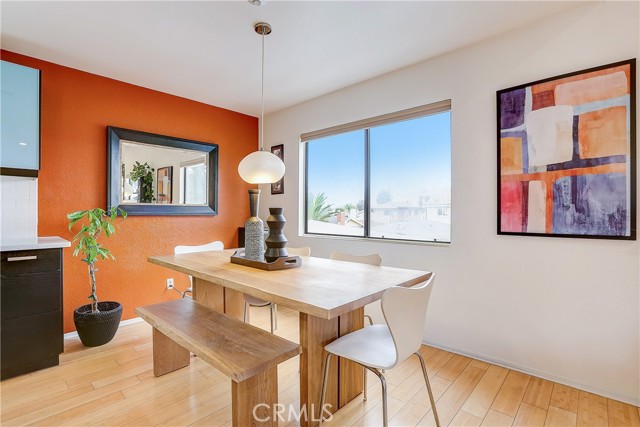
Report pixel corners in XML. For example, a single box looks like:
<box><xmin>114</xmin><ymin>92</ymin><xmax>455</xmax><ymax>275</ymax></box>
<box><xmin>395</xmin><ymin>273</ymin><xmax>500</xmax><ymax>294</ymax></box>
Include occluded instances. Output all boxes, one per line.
<box><xmin>153</xmin><ymin>328</ymin><xmax>190</xmax><ymax>376</ymax></box>
<box><xmin>232</xmin><ymin>366</ymin><xmax>278</xmax><ymax>427</ymax></box>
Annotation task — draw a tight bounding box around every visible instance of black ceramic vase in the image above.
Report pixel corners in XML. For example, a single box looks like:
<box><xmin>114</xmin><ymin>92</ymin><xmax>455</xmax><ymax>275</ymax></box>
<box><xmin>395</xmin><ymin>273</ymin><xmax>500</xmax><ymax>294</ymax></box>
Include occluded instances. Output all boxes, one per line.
<box><xmin>265</xmin><ymin>208</ymin><xmax>288</xmax><ymax>263</ymax></box>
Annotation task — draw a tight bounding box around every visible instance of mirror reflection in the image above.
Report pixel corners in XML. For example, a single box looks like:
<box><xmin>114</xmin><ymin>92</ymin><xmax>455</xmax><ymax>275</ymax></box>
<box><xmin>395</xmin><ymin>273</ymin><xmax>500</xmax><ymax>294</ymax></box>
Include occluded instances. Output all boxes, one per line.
<box><xmin>107</xmin><ymin>126</ymin><xmax>218</xmax><ymax>216</ymax></box>
<box><xmin>120</xmin><ymin>141</ymin><xmax>208</xmax><ymax>205</ymax></box>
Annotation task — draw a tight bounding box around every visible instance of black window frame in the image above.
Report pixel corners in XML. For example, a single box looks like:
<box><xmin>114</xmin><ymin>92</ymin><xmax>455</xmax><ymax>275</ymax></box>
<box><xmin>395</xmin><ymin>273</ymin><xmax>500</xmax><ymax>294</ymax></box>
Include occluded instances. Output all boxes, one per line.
<box><xmin>303</xmin><ymin>101</ymin><xmax>452</xmax><ymax>244</ymax></box>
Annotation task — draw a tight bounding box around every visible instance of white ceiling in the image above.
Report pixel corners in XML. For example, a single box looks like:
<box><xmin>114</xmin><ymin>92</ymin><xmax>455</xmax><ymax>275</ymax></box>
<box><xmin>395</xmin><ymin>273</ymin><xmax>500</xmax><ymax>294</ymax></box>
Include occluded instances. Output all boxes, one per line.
<box><xmin>1</xmin><ymin>1</ymin><xmax>588</xmax><ymax>116</ymax></box>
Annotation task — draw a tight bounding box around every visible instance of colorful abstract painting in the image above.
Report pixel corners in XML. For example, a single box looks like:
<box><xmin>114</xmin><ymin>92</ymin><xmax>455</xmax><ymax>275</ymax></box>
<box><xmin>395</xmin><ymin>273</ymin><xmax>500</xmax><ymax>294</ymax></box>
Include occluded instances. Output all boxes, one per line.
<box><xmin>497</xmin><ymin>59</ymin><xmax>636</xmax><ymax>239</ymax></box>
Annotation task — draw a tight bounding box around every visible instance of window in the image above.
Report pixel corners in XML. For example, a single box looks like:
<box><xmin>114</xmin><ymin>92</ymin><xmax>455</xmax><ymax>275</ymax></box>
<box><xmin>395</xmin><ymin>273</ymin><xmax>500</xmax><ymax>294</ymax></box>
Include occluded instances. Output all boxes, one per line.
<box><xmin>179</xmin><ymin>159</ymin><xmax>207</xmax><ymax>205</ymax></box>
<box><xmin>303</xmin><ymin>100</ymin><xmax>451</xmax><ymax>243</ymax></box>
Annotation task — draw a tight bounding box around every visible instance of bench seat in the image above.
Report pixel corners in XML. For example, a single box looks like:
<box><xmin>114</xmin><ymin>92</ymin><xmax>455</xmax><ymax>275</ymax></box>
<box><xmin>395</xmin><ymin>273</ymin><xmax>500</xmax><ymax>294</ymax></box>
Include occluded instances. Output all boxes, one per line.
<box><xmin>135</xmin><ymin>298</ymin><xmax>301</xmax><ymax>426</ymax></box>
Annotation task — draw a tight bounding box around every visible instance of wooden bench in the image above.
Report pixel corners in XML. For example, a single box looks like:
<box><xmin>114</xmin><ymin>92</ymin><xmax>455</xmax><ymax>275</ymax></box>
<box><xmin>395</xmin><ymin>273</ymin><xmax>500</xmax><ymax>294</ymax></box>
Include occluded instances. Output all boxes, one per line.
<box><xmin>135</xmin><ymin>298</ymin><xmax>301</xmax><ymax>427</ymax></box>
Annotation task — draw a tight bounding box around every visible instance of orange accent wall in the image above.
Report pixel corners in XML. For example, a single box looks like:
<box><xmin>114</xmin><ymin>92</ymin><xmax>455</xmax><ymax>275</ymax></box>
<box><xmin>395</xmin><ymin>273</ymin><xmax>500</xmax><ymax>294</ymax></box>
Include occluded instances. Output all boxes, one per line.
<box><xmin>1</xmin><ymin>50</ymin><xmax>256</xmax><ymax>333</ymax></box>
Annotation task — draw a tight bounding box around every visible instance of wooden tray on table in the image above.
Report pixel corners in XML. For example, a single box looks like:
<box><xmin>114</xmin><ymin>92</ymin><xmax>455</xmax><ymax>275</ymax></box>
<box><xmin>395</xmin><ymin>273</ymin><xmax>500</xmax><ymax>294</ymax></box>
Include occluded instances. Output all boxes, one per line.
<box><xmin>230</xmin><ymin>249</ymin><xmax>302</xmax><ymax>271</ymax></box>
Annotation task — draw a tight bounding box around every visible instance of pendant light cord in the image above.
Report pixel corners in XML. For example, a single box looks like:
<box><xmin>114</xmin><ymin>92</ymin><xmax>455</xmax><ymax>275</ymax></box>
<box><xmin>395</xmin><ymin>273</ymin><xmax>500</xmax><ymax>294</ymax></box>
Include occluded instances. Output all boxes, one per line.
<box><xmin>260</xmin><ymin>28</ymin><xmax>265</xmax><ymax>151</ymax></box>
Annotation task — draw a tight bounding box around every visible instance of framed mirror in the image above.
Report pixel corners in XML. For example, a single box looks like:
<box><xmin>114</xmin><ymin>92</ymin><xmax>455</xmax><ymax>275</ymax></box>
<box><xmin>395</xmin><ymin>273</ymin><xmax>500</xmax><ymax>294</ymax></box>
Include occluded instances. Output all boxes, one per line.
<box><xmin>107</xmin><ymin>127</ymin><xmax>218</xmax><ymax>216</ymax></box>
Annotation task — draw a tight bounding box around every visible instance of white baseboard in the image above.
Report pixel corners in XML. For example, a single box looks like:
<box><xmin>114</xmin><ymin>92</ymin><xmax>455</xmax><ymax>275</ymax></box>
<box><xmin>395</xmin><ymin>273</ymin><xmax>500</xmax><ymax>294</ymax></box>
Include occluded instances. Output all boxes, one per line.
<box><xmin>63</xmin><ymin>317</ymin><xmax>144</xmax><ymax>340</ymax></box>
<box><xmin>422</xmin><ymin>339</ymin><xmax>640</xmax><ymax>407</ymax></box>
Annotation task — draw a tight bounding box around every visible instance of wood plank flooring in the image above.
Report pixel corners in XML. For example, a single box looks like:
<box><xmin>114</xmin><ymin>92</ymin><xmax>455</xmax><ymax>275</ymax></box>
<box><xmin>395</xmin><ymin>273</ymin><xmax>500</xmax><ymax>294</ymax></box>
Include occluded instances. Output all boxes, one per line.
<box><xmin>1</xmin><ymin>305</ymin><xmax>637</xmax><ymax>426</ymax></box>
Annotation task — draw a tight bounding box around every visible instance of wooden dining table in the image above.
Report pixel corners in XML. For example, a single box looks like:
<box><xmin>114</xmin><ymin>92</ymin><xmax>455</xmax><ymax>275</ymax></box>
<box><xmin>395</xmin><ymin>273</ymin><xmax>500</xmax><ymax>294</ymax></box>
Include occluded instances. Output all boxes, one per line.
<box><xmin>148</xmin><ymin>249</ymin><xmax>432</xmax><ymax>427</ymax></box>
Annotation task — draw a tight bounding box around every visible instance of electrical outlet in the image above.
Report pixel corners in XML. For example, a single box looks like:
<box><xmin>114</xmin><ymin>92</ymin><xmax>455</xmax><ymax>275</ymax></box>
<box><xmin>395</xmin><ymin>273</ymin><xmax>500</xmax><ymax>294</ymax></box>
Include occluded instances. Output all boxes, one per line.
<box><xmin>166</xmin><ymin>278</ymin><xmax>174</xmax><ymax>289</ymax></box>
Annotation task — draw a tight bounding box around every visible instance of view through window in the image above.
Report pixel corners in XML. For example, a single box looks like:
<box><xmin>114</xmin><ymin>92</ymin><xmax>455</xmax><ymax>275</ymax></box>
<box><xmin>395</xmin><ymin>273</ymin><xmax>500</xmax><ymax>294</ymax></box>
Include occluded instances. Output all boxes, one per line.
<box><xmin>179</xmin><ymin>160</ymin><xmax>207</xmax><ymax>205</ymax></box>
<box><xmin>304</xmin><ymin>103</ymin><xmax>451</xmax><ymax>243</ymax></box>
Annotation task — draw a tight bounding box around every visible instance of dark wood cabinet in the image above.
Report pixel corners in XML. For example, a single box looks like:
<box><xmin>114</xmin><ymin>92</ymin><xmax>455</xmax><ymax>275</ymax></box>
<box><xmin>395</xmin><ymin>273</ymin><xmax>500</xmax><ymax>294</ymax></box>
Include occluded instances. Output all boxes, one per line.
<box><xmin>1</xmin><ymin>248</ymin><xmax>63</xmax><ymax>379</ymax></box>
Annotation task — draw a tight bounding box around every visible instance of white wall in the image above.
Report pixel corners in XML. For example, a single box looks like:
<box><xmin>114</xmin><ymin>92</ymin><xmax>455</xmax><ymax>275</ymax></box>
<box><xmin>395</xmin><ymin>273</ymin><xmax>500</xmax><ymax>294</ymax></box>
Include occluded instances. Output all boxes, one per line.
<box><xmin>261</xmin><ymin>2</ymin><xmax>640</xmax><ymax>405</ymax></box>
<box><xmin>0</xmin><ymin>175</ymin><xmax>38</xmax><ymax>241</ymax></box>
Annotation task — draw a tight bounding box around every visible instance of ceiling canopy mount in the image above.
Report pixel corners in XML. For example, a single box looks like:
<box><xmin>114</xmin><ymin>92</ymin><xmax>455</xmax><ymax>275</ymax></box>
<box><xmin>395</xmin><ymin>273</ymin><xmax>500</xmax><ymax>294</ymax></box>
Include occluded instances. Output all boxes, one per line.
<box><xmin>254</xmin><ymin>22</ymin><xmax>272</xmax><ymax>36</ymax></box>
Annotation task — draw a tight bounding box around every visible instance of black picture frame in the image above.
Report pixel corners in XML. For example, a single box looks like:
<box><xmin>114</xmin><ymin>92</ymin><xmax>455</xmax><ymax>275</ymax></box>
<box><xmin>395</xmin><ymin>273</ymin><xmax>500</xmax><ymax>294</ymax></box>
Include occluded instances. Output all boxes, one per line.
<box><xmin>156</xmin><ymin>166</ymin><xmax>173</xmax><ymax>204</ymax></box>
<box><xmin>271</xmin><ymin>144</ymin><xmax>284</xmax><ymax>195</ymax></box>
<box><xmin>107</xmin><ymin>126</ymin><xmax>218</xmax><ymax>216</ymax></box>
<box><xmin>497</xmin><ymin>58</ymin><xmax>636</xmax><ymax>240</ymax></box>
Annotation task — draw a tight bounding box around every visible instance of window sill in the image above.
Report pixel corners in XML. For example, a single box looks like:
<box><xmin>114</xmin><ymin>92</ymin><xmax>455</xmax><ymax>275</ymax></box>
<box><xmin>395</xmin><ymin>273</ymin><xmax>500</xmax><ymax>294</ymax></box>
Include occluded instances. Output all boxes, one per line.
<box><xmin>300</xmin><ymin>232</ymin><xmax>451</xmax><ymax>248</ymax></box>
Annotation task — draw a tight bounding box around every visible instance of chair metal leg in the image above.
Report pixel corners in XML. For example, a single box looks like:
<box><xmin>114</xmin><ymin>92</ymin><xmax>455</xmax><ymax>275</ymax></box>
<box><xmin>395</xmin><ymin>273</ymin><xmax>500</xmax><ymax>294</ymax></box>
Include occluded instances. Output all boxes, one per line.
<box><xmin>183</xmin><ymin>277</ymin><xmax>194</xmax><ymax>298</ymax></box>
<box><xmin>415</xmin><ymin>352</ymin><xmax>441</xmax><ymax>427</ymax></box>
<box><xmin>364</xmin><ymin>366</ymin><xmax>388</xmax><ymax>427</ymax></box>
<box><xmin>273</xmin><ymin>303</ymin><xmax>278</xmax><ymax>331</ymax></box>
<box><xmin>319</xmin><ymin>353</ymin><xmax>332</xmax><ymax>426</ymax></box>
<box><xmin>362</xmin><ymin>312</ymin><xmax>372</xmax><ymax>400</ymax></box>
<box><xmin>363</xmin><ymin>366</ymin><xmax>367</xmax><ymax>400</ymax></box>
<box><xmin>269</xmin><ymin>304</ymin><xmax>275</xmax><ymax>334</ymax></box>
<box><xmin>381</xmin><ymin>373</ymin><xmax>388</xmax><ymax>427</ymax></box>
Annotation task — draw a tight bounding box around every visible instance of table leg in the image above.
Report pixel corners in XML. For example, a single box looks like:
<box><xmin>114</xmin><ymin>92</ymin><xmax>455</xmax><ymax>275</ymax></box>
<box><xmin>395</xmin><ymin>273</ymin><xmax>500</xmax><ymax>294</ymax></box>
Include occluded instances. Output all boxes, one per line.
<box><xmin>192</xmin><ymin>278</ymin><xmax>224</xmax><ymax>312</ymax></box>
<box><xmin>225</xmin><ymin>288</ymin><xmax>247</xmax><ymax>321</ymax></box>
<box><xmin>299</xmin><ymin>307</ymin><xmax>364</xmax><ymax>427</ymax></box>
<box><xmin>339</xmin><ymin>307</ymin><xmax>365</xmax><ymax>407</ymax></box>
<box><xmin>192</xmin><ymin>278</ymin><xmax>245</xmax><ymax>321</ymax></box>
<box><xmin>152</xmin><ymin>328</ymin><xmax>190</xmax><ymax>376</ymax></box>
<box><xmin>300</xmin><ymin>313</ymin><xmax>338</xmax><ymax>427</ymax></box>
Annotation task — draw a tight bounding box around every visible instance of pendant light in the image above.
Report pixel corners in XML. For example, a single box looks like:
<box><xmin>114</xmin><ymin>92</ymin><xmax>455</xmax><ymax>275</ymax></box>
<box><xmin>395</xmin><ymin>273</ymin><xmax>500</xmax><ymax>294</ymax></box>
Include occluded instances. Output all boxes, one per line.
<box><xmin>238</xmin><ymin>22</ymin><xmax>285</xmax><ymax>184</ymax></box>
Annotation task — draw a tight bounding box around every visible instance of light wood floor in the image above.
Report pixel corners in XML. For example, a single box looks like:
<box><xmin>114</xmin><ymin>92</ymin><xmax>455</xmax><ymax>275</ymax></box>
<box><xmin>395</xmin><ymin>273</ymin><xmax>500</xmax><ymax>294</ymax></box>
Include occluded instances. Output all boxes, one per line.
<box><xmin>1</xmin><ymin>305</ymin><xmax>638</xmax><ymax>427</ymax></box>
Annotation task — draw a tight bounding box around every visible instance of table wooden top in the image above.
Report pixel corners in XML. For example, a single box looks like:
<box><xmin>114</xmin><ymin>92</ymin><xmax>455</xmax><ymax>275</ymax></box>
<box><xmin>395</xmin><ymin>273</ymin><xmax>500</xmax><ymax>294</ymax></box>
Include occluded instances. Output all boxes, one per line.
<box><xmin>135</xmin><ymin>298</ymin><xmax>301</xmax><ymax>382</ymax></box>
<box><xmin>148</xmin><ymin>250</ymin><xmax>432</xmax><ymax>319</ymax></box>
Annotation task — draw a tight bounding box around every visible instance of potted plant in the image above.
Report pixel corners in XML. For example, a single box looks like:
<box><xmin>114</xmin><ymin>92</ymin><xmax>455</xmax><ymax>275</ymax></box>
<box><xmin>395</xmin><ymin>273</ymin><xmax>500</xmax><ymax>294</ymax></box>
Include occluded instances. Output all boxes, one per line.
<box><xmin>67</xmin><ymin>207</ymin><xmax>127</xmax><ymax>347</ymax></box>
<box><xmin>129</xmin><ymin>161</ymin><xmax>156</xmax><ymax>203</ymax></box>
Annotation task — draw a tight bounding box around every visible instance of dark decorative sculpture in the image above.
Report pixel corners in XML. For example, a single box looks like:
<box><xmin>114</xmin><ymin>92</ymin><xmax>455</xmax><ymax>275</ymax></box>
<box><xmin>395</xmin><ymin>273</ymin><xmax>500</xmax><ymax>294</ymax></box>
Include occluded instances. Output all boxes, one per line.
<box><xmin>265</xmin><ymin>208</ymin><xmax>288</xmax><ymax>262</ymax></box>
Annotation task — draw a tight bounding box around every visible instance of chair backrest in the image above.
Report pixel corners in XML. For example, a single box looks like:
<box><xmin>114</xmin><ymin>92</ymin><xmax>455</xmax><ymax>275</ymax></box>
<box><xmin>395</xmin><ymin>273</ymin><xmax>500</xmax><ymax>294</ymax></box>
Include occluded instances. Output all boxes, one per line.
<box><xmin>174</xmin><ymin>241</ymin><xmax>224</xmax><ymax>288</ymax></box>
<box><xmin>287</xmin><ymin>246</ymin><xmax>311</xmax><ymax>256</ymax></box>
<box><xmin>329</xmin><ymin>250</ymin><xmax>382</xmax><ymax>266</ymax></box>
<box><xmin>381</xmin><ymin>274</ymin><xmax>435</xmax><ymax>367</ymax></box>
<box><xmin>174</xmin><ymin>241</ymin><xmax>224</xmax><ymax>255</ymax></box>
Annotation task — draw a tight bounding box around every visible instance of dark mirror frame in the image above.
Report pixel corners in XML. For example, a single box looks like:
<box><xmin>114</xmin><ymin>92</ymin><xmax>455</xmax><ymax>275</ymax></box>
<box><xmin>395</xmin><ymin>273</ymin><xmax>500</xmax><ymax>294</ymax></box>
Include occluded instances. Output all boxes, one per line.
<box><xmin>107</xmin><ymin>126</ymin><xmax>218</xmax><ymax>216</ymax></box>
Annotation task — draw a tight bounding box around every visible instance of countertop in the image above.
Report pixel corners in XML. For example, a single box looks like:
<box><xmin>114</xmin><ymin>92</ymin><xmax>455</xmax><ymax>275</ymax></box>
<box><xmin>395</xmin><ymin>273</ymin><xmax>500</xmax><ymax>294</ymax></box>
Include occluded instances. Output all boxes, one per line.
<box><xmin>1</xmin><ymin>236</ymin><xmax>71</xmax><ymax>252</ymax></box>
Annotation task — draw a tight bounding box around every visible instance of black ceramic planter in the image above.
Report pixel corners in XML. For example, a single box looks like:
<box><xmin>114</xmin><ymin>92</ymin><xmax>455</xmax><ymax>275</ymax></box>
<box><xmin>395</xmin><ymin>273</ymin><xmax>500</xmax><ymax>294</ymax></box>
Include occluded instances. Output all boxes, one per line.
<box><xmin>74</xmin><ymin>301</ymin><xmax>123</xmax><ymax>347</ymax></box>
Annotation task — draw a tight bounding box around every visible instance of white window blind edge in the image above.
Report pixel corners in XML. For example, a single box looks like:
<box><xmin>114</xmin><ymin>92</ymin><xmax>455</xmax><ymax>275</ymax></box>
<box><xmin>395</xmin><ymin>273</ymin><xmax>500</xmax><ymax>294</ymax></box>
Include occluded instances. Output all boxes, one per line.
<box><xmin>180</xmin><ymin>158</ymin><xmax>207</xmax><ymax>168</ymax></box>
<box><xmin>300</xmin><ymin>99</ymin><xmax>451</xmax><ymax>142</ymax></box>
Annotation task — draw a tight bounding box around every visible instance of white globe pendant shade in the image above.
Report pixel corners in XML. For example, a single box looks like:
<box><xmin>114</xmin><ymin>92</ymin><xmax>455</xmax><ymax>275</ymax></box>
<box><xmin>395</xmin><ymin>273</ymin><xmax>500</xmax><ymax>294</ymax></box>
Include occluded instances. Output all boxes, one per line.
<box><xmin>238</xmin><ymin>150</ymin><xmax>285</xmax><ymax>184</ymax></box>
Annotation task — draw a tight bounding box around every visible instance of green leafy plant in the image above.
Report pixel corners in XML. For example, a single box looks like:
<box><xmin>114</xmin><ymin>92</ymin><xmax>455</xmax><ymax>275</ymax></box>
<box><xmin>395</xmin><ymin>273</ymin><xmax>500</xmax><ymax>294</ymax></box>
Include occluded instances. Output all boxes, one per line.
<box><xmin>67</xmin><ymin>207</ymin><xmax>127</xmax><ymax>313</ymax></box>
<box><xmin>129</xmin><ymin>161</ymin><xmax>156</xmax><ymax>203</ymax></box>
<box><xmin>308</xmin><ymin>192</ymin><xmax>334</xmax><ymax>222</ymax></box>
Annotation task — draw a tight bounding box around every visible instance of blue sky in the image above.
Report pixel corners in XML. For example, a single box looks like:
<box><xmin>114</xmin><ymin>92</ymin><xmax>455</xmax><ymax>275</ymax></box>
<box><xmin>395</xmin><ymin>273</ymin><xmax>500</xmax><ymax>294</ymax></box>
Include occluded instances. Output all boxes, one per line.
<box><xmin>307</xmin><ymin>111</ymin><xmax>451</xmax><ymax>208</ymax></box>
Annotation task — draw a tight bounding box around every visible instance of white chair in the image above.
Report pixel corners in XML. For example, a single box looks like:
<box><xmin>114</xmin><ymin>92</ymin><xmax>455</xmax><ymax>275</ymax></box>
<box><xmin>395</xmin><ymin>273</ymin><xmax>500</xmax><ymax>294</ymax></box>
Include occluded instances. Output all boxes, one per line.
<box><xmin>329</xmin><ymin>250</ymin><xmax>382</xmax><ymax>266</ymax></box>
<box><xmin>244</xmin><ymin>246</ymin><xmax>312</xmax><ymax>334</ymax></box>
<box><xmin>329</xmin><ymin>250</ymin><xmax>382</xmax><ymax>400</ymax></box>
<box><xmin>173</xmin><ymin>241</ymin><xmax>224</xmax><ymax>298</ymax></box>
<box><xmin>244</xmin><ymin>295</ymin><xmax>277</xmax><ymax>334</ymax></box>
<box><xmin>287</xmin><ymin>246</ymin><xmax>311</xmax><ymax>256</ymax></box>
<box><xmin>319</xmin><ymin>275</ymin><xmax>440</xmax><ymax>427</ymax></box>
<box><xmin>329</xmin><ymin>251</ymin><xmax>381</xmax><ymax>327</ymax></box>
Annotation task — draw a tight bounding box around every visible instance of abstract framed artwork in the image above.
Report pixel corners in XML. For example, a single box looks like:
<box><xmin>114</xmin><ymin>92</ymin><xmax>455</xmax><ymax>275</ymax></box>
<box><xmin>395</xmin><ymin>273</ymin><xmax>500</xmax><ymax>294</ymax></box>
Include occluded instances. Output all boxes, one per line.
<box><xmin>497</xmin><ymin>59</ymin><xmax>636</xmax><ymax>240</ymax></box>
<box><xmin>157</xmin><ymin>166</ymin><xmax>173</xmax><ymax>204</ymax></box>
<box><xmin>271</xmin><ymin>144</ymin><xmax>284</xmax><ymax>195</ymax></box>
